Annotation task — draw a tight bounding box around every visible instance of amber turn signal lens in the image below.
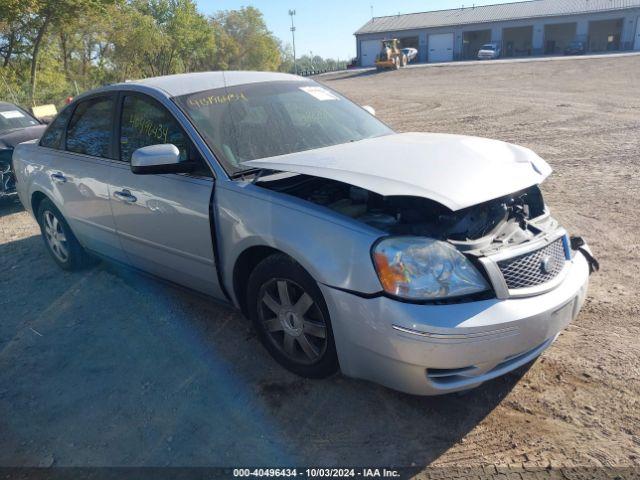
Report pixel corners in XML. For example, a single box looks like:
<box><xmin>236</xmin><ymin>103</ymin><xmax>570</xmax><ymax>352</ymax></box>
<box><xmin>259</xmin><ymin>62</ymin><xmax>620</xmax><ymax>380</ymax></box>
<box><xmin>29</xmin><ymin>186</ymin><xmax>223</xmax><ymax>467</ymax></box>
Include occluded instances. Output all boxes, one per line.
<box><xmin>373</xmin><ymin>252</ymin><xmax>407</xmax><ymax>293</ymax></box>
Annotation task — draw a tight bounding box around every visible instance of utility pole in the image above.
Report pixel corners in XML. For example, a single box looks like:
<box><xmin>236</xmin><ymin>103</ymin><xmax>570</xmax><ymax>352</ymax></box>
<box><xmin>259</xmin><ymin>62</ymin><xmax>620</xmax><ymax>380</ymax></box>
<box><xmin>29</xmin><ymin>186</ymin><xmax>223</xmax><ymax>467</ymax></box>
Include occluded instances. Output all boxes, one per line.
<box><xmin>289</xmin><ymin>9</ymin><xmax>297</xmax><ymax>75</ymax></box>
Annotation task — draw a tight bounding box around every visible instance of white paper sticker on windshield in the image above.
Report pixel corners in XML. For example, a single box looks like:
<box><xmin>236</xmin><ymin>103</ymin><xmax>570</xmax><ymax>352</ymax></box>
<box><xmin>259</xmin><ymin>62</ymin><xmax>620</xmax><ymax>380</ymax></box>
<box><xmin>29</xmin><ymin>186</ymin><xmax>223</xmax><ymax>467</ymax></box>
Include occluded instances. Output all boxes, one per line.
<box><xmin>0</xmin><ymin>110</ymin><xmax>25</xmax><ymax>119</ymax></box>
<box><xmin>299</xmin><ymin>86</ymin><xmax>339</xmax><ymax>101</ymax></box>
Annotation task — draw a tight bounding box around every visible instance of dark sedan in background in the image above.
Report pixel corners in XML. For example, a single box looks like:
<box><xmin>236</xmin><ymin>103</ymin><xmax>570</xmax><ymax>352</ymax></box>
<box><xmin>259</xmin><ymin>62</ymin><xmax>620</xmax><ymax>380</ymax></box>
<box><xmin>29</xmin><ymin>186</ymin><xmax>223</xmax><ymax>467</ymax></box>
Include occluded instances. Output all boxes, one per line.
<box><xmin>0</xmin><ymin>102</ymin><xmax>46</xmax><ymax>200</ymax></box>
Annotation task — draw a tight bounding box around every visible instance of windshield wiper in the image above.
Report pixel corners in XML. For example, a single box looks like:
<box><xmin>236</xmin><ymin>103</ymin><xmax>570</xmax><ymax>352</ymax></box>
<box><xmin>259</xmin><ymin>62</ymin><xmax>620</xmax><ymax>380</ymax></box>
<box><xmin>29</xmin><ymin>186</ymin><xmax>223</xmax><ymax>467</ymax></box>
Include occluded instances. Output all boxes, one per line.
<box><xmin>229</xmin><ymin>168</ymin><xmax>261</xmax><ymax>180</ymax></box>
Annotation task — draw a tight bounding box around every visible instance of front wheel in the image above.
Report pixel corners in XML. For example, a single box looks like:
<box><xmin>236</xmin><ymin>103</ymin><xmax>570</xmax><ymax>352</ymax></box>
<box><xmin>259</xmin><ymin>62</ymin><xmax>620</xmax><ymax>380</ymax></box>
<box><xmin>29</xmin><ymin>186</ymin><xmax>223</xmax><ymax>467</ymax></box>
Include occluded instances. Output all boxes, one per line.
<box><xmin>246</xmin><ymin>254</ymin><xmax>339</xmax><ymax>378</ymax></box>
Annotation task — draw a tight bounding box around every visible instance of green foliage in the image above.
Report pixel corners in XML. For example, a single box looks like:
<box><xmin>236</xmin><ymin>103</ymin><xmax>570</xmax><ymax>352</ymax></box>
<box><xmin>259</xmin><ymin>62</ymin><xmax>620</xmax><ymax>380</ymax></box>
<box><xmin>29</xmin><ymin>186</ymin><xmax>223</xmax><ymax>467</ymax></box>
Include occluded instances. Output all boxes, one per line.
<box><xmin>210</xmin><ymin>7</ymin><xmax>282</xmax><ymax>71</ymax></box>
<box><xmin>110</xmin><ymin>0</ymin><xmax>216</xmax><ymax>78</ymax></box>
<box><xmin>0</xmin><ymin>0</ymin><xmax>344</xmax><ymax>110</ymax></box>
<box><xmin>294</xmin><ymin>55</ymin><xmax>348</xmax><ymax>75</ymax></box>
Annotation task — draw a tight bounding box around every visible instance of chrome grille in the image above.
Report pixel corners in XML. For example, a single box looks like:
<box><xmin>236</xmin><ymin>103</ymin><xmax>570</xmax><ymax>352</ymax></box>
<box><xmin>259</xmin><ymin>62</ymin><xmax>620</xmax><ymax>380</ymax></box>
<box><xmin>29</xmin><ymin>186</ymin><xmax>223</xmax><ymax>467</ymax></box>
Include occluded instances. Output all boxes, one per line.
<box><xmin>497</xmin><ymin>239</ymin><xmax>566</xmax><ymax>290</ymax></box>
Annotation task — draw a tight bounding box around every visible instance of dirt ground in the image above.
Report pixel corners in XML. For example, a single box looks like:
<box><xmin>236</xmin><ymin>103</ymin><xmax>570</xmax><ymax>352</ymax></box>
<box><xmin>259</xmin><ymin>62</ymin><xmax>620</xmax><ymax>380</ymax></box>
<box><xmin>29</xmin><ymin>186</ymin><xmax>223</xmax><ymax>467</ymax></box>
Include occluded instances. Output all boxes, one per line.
<box><xmin>1</xmin><ymin>55</ymin><xmax>639</xmax><ymax>471</ymax></box>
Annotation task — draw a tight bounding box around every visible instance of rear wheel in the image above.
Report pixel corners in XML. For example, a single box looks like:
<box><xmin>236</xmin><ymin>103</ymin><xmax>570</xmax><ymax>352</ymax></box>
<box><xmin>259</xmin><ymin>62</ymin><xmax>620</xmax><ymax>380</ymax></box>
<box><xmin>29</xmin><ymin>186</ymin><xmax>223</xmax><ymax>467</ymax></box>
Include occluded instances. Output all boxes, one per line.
<box><xmin>247</xmin><ymin>254</ymin><xmax>339</xmax><ymax>378</ymax></box>
<box><xmin>37</xmin><ymin>198</ymin><xmax>96</xmax><ymax>271</ymax></box>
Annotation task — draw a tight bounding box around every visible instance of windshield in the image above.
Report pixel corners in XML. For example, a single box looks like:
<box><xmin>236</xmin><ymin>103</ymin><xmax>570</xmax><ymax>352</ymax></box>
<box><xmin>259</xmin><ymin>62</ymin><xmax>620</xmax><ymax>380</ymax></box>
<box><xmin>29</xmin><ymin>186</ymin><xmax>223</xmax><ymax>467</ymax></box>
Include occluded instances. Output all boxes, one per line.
<box><xmin>0</xmin><ymin>105</ymin><xmax>39</xmax><ymax>133</ymax></box>
<box><xmin>175</xmin><ymin>81</ymin><xmax>393</xmax><ymax>175</ymax></box>
<box><xmin>481</xmin><ymin>44</ymin><xmax>496</xmax><ymax>50</ymax></box>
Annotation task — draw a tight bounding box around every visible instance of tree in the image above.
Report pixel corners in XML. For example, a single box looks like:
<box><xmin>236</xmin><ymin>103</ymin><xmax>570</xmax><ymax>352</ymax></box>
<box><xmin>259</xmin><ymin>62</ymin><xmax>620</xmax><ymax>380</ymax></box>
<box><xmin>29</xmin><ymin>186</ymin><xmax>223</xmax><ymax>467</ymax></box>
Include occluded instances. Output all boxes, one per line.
<box><xmin>5</xmin><ymin>0</ymin><xmax>115</xmax><ymax>104</ymax></box>
<box><xmin>108</xmin><ymin>0</ymin><xmax>215</xmax><ymax>79</ymax></box>
<box><xmin>210</xmin><ymin>7</ymin><xmax>282</xmax><ymax>71</ymax></box>
<box><xmin>0</xmin><ymin>2</ymin><xmax>300</xmax><ymax>107</ymax></box>
<box><xmin>278</xmin><ymin>42</ymin><xmax>294</xmax><ymax>73</ymax></box>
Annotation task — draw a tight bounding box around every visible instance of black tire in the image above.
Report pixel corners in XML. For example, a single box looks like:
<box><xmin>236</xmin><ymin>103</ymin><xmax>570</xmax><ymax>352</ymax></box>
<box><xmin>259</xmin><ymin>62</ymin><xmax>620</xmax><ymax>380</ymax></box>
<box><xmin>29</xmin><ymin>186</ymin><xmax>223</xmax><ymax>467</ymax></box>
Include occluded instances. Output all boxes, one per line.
<box><xmin>246</xmin><ymin>254</ymin><xmax>339</xmax><ymax>378</ymax></box>
<box><xmin>37</xmin><ymin>198</ymin><xmax>96</xmax><ymax>271</ymax></box>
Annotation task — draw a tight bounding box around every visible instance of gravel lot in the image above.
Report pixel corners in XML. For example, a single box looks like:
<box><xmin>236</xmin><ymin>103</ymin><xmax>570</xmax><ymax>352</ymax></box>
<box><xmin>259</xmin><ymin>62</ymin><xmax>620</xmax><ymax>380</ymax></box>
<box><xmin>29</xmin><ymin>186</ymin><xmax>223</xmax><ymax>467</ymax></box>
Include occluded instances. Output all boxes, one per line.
<box><xmin>1</xmin><ymin>55</ymin><xmax>638</xmax><ymax>470</ymax></box>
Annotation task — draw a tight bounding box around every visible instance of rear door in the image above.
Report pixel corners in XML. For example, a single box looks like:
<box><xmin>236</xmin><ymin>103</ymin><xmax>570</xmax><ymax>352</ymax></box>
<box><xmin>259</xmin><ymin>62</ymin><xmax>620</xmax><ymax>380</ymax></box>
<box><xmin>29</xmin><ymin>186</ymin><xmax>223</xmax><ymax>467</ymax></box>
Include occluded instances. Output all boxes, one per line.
<box><xmin>108</xmin><ymin>92</ymin><xmax>223</xmax><ymax>298</ymax></box>
<box><xmin>39</xmin><ymin>94</ymin><xmax>127</xmax><ymax>262</ymax></box>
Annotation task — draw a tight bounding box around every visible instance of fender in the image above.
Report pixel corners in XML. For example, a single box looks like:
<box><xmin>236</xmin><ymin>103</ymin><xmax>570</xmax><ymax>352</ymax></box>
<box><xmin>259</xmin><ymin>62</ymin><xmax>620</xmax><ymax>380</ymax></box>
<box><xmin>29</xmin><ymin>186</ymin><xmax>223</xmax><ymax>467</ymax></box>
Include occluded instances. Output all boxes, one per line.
<box><xmin>215</xmin><ymin>181</ymin><xmax>384</xmax><ymax>303</ymax></box>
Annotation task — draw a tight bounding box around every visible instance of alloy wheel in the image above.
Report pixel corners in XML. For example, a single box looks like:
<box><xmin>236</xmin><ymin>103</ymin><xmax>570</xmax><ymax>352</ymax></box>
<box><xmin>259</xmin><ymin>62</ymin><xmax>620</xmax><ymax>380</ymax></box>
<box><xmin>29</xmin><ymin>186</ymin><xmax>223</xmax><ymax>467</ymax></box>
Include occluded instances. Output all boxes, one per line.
<box><xmin>257</xmin><ymin>278</ymin><xmax>328</xmax><ymax>365</ymax></box>
<box><xmin>43</xmin><ymin>210</ymin><xmax>69</xmax><ymax>263</ymax></box>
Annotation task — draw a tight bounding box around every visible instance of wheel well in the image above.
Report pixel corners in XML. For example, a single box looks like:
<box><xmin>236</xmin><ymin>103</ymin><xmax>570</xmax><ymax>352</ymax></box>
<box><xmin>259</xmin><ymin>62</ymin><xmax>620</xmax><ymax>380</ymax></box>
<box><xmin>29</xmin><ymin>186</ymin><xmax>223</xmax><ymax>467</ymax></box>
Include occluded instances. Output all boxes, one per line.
<box><xmin>31</xmin><ymin>191</ymin><xmax>47</xmax><ymax>218</ymax></box>
<box><xmin>233</xmin><ymin>246</ymin><xmax>282</xmax><ymax>317</ymax></box>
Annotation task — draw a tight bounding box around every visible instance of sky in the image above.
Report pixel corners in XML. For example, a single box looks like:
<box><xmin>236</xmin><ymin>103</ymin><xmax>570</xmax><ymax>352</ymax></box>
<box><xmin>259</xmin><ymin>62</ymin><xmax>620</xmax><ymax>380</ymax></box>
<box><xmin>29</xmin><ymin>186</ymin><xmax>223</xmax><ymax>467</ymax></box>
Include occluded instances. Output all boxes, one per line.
<box><xmin>196</xmin><ymin>0</ymin><xmax>517</xmax><ymax>59</ymax></box>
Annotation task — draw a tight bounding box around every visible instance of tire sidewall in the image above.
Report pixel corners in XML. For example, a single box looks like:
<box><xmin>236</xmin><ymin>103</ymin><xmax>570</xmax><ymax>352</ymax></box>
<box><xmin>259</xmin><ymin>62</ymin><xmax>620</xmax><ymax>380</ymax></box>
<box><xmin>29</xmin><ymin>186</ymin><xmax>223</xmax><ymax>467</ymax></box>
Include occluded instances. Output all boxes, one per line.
<box><xmin>246</xmin><ymin>254</ymin><xmax>339</xmax><ymax>378</ymax></box>
<box><xmin>37</xmin><ymin>198</ymin><xmax>85</xmax><ymax>271</ymax></box>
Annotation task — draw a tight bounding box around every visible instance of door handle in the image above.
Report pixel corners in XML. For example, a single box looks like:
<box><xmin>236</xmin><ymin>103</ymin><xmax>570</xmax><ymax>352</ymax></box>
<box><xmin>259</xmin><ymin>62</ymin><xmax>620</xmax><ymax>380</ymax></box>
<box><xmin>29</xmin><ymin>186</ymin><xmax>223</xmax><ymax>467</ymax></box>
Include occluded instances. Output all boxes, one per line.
<box><xmin>113</xmin><ymin>189</ymin><xmax>137</xmax><ymax>204</ymax></box>
<box><xmin>50</xmin><ymin>172</ymin><xmax>67</xmax><ymax>184</ymax></box>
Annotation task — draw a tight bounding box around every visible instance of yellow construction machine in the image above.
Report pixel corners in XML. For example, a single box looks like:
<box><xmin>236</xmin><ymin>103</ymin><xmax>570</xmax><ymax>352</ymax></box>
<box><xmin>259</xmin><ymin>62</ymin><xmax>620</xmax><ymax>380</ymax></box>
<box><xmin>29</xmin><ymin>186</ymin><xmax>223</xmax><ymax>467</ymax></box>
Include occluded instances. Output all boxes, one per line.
<box><xmin>375</xmin><ymin>39</ymin><xmax>407</xmax><ymax>70</ymax></box>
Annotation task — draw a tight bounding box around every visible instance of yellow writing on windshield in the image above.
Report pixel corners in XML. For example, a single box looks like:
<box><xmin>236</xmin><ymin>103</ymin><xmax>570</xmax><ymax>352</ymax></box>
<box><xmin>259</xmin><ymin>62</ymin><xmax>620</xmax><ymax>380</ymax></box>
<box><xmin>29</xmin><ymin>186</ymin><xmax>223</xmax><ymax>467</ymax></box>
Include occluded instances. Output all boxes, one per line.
<box><xmin>187</xmin><ymin>92</ymin><xmax>248</xmax><ymax>109</ymax></box>
<box><xmin>129</xmin><ymin>115</ymin><xmax>168</xmax><ymax>143</ymax></box>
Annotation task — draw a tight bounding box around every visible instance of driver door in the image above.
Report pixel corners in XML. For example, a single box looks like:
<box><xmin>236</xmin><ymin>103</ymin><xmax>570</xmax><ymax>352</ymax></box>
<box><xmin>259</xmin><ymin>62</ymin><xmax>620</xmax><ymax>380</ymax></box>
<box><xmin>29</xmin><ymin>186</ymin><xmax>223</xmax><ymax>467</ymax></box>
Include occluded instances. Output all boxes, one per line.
<box><xmin>108</xmin><ymin>92</ymin><xmax>224</xmax><ymax>299</ymax></box>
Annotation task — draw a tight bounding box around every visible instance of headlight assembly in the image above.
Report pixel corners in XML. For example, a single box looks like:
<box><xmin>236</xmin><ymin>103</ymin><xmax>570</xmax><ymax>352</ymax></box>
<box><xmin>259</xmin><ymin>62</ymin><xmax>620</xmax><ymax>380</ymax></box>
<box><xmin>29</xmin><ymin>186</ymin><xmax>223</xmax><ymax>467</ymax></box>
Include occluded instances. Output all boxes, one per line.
<box><xmin>372</xmin><ymin>237</ymin><xmax>490</xmax><ymax>301</ymax></box>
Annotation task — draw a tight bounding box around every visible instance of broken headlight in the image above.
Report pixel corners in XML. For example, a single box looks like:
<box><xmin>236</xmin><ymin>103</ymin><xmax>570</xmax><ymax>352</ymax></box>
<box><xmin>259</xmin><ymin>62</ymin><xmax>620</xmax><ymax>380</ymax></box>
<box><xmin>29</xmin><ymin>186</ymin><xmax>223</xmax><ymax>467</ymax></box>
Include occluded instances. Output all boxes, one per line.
<box><xmin>372</xmin><ymin>237</ymin><xmax>489</xmax><ymax>301</ymax></box>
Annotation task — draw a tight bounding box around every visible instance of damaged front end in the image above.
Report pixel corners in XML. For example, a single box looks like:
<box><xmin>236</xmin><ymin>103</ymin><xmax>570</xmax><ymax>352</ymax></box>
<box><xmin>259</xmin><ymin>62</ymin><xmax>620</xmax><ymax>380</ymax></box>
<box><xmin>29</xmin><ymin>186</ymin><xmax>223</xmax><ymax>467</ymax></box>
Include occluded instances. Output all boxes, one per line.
<box><xmin>255</xmin><ymin>172</ymin><xmax>596</xmax><ymax>302</ymax></box>
<box><xmin>0</xmin><ymin>148</ymin><xmax>17</xmax><ymax>199</ymax></box>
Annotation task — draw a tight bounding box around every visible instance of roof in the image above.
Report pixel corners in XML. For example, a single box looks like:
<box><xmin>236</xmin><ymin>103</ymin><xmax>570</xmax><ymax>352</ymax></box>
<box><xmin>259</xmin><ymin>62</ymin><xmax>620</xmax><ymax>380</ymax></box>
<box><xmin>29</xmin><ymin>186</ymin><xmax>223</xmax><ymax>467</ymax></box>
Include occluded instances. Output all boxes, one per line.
<box><xmin>355</xmin><ymin>0</ymin><xmax>640</xmax><ymax>35</ymax></box>
<box><xmin>118</xmin><ymin>71</ymin><xmax>305</xmax><ymax>97</ymax></box>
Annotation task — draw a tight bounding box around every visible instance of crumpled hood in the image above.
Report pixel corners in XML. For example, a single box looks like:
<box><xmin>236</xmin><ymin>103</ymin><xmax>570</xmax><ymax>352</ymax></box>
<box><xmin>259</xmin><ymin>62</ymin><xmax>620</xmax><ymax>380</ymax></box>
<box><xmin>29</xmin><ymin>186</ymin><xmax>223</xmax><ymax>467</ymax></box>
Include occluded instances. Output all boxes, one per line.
<box><xmin>243</xmin><ymin>132</ymin><xmax>552</xmax><ymax>211</ymax></box>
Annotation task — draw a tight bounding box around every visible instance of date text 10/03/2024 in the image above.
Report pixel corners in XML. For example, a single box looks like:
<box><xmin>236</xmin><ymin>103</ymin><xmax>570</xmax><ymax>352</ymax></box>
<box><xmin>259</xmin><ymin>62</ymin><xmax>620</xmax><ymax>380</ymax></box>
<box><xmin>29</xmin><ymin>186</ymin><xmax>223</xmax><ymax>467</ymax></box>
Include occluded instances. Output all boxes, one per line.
<box><xmin>232</xmin><ymin>468</ymin><xmax>401</xmax><ymax>478</ymax></box>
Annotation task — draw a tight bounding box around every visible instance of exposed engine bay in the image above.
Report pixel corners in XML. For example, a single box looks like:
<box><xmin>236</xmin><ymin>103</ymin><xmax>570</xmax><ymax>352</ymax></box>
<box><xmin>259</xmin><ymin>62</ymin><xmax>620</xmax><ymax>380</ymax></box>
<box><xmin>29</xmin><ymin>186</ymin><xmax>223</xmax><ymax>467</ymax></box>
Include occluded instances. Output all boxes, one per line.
<box><xmin>256</xmin><ymin>172</ymin><xmax>557</xmax><ymax>251</ymax></box>
<box><xmin>0</xmin><ymin>149</ymin><xmax>16</xmax><ymax>198</ymax></box>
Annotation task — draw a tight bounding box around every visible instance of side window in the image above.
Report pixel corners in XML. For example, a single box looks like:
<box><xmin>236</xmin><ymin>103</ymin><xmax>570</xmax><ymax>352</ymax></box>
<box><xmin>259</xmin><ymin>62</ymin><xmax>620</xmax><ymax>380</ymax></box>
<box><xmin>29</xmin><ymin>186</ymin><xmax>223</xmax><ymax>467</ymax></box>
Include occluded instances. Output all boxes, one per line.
<box><xmin>66</xmin><ymin>97</ymin><xmax>114</xmax><ymax>158</ymax></box>
<box><xmin>120</xmin><ymin>95</ymin><xmax>190</xmax><ymax>163</ymax></box>
<box><xmin>40</xmin><ymin>106</ymin><xmax>73</xmax><ymax>149</ymax></box>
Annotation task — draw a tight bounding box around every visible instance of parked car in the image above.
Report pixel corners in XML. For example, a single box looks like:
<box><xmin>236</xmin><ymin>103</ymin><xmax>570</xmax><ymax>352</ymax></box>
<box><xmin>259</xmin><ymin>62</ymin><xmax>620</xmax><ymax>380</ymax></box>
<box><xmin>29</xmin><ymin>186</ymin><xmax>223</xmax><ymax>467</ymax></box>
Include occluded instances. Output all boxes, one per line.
<box><xmin>477</xmin><ymin>42</ymin><xmax>502</xmax><ymax>60</ymax></box>
<box><xmin>401</xmin><ymin>47</ymin><xmax>418</xmax><ymax>63</ymax></box>
<box><xmin>13</xmin><ymin>72</ymin><xmax>597</xmax><ymax>395</ymax></box>
<box><xmin>564</xmin><ymin>41</ymin><xmax>586</xmax><ymax>55</ymax></box>
<box><xmin>0</xmin><ymin>102</ymin><xmax>46</xmax><ymax>200</ymax></box>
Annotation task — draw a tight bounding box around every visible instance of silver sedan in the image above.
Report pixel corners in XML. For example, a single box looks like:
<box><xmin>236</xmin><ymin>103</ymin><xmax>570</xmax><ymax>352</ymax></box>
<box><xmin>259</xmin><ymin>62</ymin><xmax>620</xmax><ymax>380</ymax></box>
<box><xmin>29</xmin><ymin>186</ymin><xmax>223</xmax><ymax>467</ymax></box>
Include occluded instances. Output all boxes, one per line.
<box><xmin>13</xmin><ymin>72</ymin><xmax>596</xmax><ymax>395</ymax></box>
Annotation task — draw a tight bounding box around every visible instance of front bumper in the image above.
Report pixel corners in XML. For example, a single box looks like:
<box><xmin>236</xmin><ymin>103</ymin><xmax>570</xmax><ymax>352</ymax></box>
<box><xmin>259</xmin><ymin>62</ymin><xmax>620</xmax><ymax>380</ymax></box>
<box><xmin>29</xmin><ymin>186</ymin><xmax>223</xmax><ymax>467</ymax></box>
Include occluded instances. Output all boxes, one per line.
<box><xmin>321</xmin><ymin>250</ymin><xmax>590</xmax><ymax>395</ymax></box>
<box><xmin>375</xmin><ymin>60</ymin><xmax>395</xmax><ymax>68</ymax></box>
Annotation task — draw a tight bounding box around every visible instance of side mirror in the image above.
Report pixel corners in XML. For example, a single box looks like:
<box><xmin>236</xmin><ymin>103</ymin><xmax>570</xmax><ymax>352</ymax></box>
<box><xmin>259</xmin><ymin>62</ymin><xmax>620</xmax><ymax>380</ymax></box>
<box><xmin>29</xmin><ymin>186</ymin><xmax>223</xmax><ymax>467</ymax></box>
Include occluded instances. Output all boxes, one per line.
<box><xmin>362</xmin><ymin>105</ymin><xmax>376</xmax><ymax>116</ymax></box>
<box><xmin>131</xmin><ymin>144</ymin><xmax>195</xmax><ymax>175</ymax></box>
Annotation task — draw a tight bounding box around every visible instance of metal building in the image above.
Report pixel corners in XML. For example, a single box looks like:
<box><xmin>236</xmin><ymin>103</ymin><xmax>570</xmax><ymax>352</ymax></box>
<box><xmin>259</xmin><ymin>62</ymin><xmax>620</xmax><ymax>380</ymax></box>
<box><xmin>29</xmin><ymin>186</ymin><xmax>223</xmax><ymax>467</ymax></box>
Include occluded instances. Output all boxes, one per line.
<box><xmin>355</xmin><ymin>0</ymin><xmax>640</xmax><ymax>66</ymax></box>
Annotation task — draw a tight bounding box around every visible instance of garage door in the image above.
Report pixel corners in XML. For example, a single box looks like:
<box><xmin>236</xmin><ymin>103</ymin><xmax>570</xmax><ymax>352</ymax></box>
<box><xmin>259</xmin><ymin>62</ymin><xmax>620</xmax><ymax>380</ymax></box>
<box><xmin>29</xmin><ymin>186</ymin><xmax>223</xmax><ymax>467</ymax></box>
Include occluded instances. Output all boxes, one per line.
<box><xmin>428</xmin><ymin>33</ymin><xmax>454</xmax><ymax>62</ymax></box>
<box><xmin>361</xmin><ymin>40</ymin><xmax>380</xmax><ymax>67</ymax></box>
<box><xmin>635</xmin><ymin>18</ymin><xmax>640</xmax><ymax>50</ymax></box>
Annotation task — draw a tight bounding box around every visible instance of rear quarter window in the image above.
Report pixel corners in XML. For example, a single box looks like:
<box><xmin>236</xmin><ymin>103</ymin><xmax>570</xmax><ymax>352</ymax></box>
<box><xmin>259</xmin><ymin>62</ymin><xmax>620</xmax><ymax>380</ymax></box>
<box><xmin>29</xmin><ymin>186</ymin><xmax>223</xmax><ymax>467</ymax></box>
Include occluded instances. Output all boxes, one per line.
<box><xmin>66</xmin><ymin>96</ymin><xmax>114</xmax><ymax>158</ymax></box>
<box><xmin>40</xmin><ymin>106</ymin><xmax>73</xmax><ymax>149</ymax></box>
